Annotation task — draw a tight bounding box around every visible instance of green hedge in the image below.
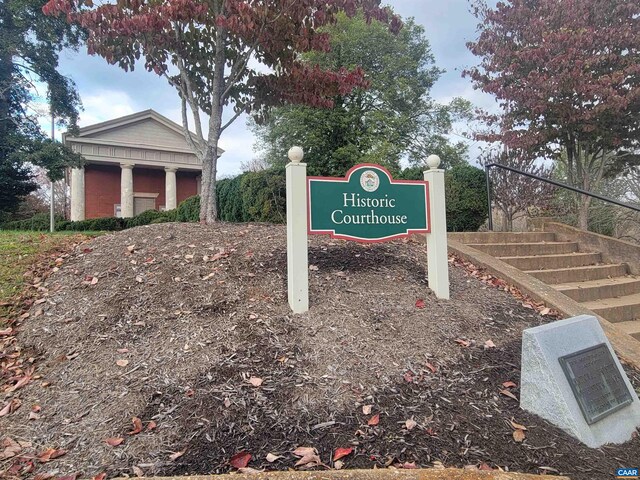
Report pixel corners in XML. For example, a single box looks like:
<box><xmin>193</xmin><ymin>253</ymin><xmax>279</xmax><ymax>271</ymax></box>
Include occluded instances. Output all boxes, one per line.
<box><xmin>175</xmin><ymin>195</ymin><xmax>200</xmax><ymax>222</ymax></box>
<box><xmin>444</xmin><ymin>164</ymin><xmax>488</xmax><ymax>232</ymax></box>
<box><xmin>2</xmin><ymin>207</ymin><xmax>180</xmax><ymax>232</ymax></box>
<box><xmin>216</xmin><ymin>167</ymin><xmax>286</xmax><ymax>223</ymax></box>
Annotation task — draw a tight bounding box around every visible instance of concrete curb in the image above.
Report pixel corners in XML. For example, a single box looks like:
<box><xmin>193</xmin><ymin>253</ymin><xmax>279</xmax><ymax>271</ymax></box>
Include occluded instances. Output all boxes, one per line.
<box><xmin>448</xmin><ymin>239</ymin><xmax>640</xmax><ymax>370</ymax></box>
<box><xmin>116</xmin><ymin>470</ymin><xmax>569</xmax><ymax>480</ymax></box>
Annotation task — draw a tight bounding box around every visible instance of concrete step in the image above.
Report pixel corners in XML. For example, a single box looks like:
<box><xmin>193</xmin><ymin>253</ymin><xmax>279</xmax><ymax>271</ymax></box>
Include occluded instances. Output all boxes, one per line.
<box><xmin>525</xmin><ymin>263</ymin><xmax>628</xmax><ymax>284</ymax></box>
<box><xmin>617</xmin><ymin>320</ymin><xmax>640</xmax><ymax>340</ymax></box>
<box><xmin>555</xmin><ymin>276</ymin><xmax>640</xmax><ymax>302</ymax></box>
<box><xmin>450</xmin><ymin>231</ymin><xmax>557</xmax><ymax>244</ymax></box>
<box><xmin>582</xmin><ymin>292</ymin><xmax>640</xmax><ymax>323</ymax></box>
<box><xmin>498</xmin><ymin>252</ymin><xmax>602</xmax><ymax>271</ymax></box>
<box><xmin>468</xmin><ymin>241</ymin><xmax>579</xmax><ymax>257</ymax></box>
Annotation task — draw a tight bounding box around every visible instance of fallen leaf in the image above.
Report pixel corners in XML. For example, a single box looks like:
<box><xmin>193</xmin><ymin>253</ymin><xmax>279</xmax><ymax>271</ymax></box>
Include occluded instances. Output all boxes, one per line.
<box><xmin>265</xmin><ymin>453</ymin><xmax>281</xmax><ymax>463</ymax></box>
<box><xmin>29</xmin><ymin>411</ymin><xmax>40</xmax><ymax>420</ymax></box>
<box><xmin>405</xmin><ymin>419</ymin><xmax>418</xmax><ymax>431</ymax></box>
<box><xmin>135</xmin><ymin>276</ymin><xmax>143</xmax><ymax>283</ymax></box>
<box><xmin>34</xmin><ymin>473</ymin><xmax>56</xmax><ymax>480</ymax></box>
<box><xmin>513</xmin><ymin>429</ymin><xmax>526</xmax><ymax>442</ymax></box>
<box><xmin>248</xmin><ymin>377</ymin><xmax>263</xmax><ymax>387</ymax></box>
<box><xmin>117</xmin><ymin>348</ymin><xmax>129</xmax><ymax>354</ymax></box>
<box><xmin>502</xmin><ymin>381</ymin><xmax>517</xmax><ymax>389</ymax></box>
<box><xmin>229</xmin><ymin>451</ymin><xmax>251</xmax><ymax>469</ymax></box>
<box><xmin>509</xmin><ymin>419</ymin><xmax>527</xmax><ymax>431</ymax></box>
<box><xmin>309</xmin><ymin>265</ymin><xmax>319</xmax><ymax>271</ymax></box>
<box><xmin>238</xmin><ymin>467</ymin><xmax>263</xmax><ymax>474</ymax></box>
<box><xmin>362</xmin><ymin>404</ymin><xmax>372</xmax><ymax>415</ymax></box>
<box><xmin>425</xmin><ymin>362</ymin><xmax>437</xmax><ymax>373</ymax></box>
<box><xmin>415</xmin><ymin>299</ymin><xmax>425</xmax><ymax>309</ymax></box>
<box><xmin>169</xmin><ymin>450</ymin><xmax>186</xmax><ymax>461</ymax></box>
<box><xmin>454</xmin><ymin>338</ymin><xmax>471</xmax><ymax>347</ymax></box>
<box><xmin>129</xmin><ymin>417</ymin><xmax>143</xmax><ymax>435</ymax></box>
<box><xmin>0</xmin><ymin>398</ymin><xmax>21</xmax><ymax>416</ymax></box>
<box><xmin>104</xmin><ymin>437</ymin><xmax>124</xmax><ymax>447</ymax></box>
<box><xmin>479</xmin><ymin>463</ymin><xmax>493</xmax><ymax>471</ymax></box>
<box><xmin>400</xmin><ymin>462</ymin><xmax>417</xmax><ymax>469</ymax></box>
<box><xmin>116</xmin><ymin>359</ymin><xmax>129</xmax><ymax>367</ymax></box>
<box><xmin>91</xmin><ymin>474</ymin><xmax>106</xmax><ymax>480</ymax></box>
<box><xmin>127</xmin><ymin>245</ymin><xmax>136</xmax><ymax>252</ymax></box>
<box><xmin>293</xmin><ymin>446</ymin><xmax>322</xmax><ymax>468</ymax></box>
<box><xmin>0</xmin><ymin>327</ymin><xmax>13</xmax><ymax>336</ymax></box>
<box><xmin>499</xmin><ymin>389</ymin><xmax>518</xmax><ymax>401</ymax></box>
<box><xmin>37</xmin><ymin>448</ymin><xmax>67</xmax><ymax>463</ymax></box>
<box><xmin>146</xmin><ymin>420</ymin><xmax>157</xmax><ymax>431</ymax></box>
<box><xmin>367</xmin><ymin>413</ymin><xmax>380</xmax><ymax>426</ymax></box>
<box><xmin>91</xmin><ymin>277</ymin><xmax>99</xmax><ymax>285</ymax></box>
<box><xmin>333</xmin><ymin>447</ymin><xmax>353</xmax><ymax>461</ymax></box>
<box><xmin>540</xmin><ymin>307</ymin><xmax>551</xmax><ymax>316</ymax></box>
<box><xmin>56</xmin><ymin>474</ymin><xmax>79</xmax><ymax>480</ymax></box>
<box><xmin>484</xmin><ymin>340</ymin><xmax>496</xmax><ymax>349</ymax></box>
<box><xmin>0</xmin><ymin>438</ymin><xmax>22</xmax><ymax>460</ymax></box>
<box><xmin>133</xmin><ymin>466</ymin><xmax>144</xmax><ymax>477</ymax></box>
<box><xmin>334</xmin><ymin>460</ymin><xmax>344</xmax><ymax>470</ymax></box>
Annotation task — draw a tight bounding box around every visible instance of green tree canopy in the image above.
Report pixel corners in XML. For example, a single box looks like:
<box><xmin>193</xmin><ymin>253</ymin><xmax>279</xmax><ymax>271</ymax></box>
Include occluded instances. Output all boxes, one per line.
<box><xmin>0</xmin><ymin>0</ymin><xmax>84</xmax><ymax>219</ymax></box>
<box><xmin>252</xmin><ymin>12</ymin><xmax>471</xmax><ymax>177</ymax></box>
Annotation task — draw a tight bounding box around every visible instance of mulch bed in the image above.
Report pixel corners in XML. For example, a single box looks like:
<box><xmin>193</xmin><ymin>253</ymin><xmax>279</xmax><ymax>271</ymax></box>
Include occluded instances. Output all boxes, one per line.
<box><xmin>1</xmin><ymin>222</ymin><xmax>638</xmax><ymax>480</ymax></box>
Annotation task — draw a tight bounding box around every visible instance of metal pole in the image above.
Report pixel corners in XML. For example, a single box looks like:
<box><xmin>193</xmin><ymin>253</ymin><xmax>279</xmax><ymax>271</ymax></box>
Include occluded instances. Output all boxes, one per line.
<box><xmin>50</xmin><ymin>112</ymin><xmax>55</xmax><ymax>233</ymax></box>
<box><xmin>485</xmin><ymin>164</ymin><xmax>493</xmax><ymax>231</ymax></box>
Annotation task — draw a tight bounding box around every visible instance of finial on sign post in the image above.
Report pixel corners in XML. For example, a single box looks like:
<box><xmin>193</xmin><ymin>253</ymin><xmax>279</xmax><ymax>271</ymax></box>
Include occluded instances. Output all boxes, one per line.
<box><xmin>426</xmin><ymin>154</ymin><xmax>441</xmax><ymax>170</ymax></box>
<box><xmin>288</xmin><ymin>146</ymin><xmax>304</xmax><ymax>163</ymax></box>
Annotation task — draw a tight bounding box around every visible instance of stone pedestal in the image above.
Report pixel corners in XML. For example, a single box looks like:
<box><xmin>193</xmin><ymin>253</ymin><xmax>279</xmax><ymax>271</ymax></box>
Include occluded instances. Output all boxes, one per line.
<box><xmin>521</xmin><ymin>315</ymin><xmax>640</xmax><ymax>447</ymax></box>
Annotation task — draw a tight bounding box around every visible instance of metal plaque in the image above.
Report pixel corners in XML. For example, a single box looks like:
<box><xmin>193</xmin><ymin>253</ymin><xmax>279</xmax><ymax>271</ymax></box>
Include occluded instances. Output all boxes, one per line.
<box><xmin>559</xmin><ymin>343</ymin><xmax>634</xmax><ymax>425</ymax></box>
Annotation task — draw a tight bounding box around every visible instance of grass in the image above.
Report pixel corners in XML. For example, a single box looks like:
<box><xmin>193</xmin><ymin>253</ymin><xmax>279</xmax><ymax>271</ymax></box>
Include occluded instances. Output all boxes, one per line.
<box><xmin>0</xmin><ymin>230</ymin><xmax>101</xmax><ymax>321</ymax></box>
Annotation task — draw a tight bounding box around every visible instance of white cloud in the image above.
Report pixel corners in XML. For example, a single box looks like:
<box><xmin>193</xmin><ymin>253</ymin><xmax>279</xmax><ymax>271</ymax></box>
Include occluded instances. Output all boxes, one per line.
<box><xmin>79</xmin><ymin>91</ymin><xmax>136</xmax><ymax>126</ymax></box>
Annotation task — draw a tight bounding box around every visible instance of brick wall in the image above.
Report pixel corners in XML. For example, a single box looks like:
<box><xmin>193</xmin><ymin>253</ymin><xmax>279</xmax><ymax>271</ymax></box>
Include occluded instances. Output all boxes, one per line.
<box><xmin>177</xmin><ymin>171</ymin><xmax>199</xmax><ymax>203</ymax></box>
<box><xmin>84</xmin><ymin>164</ymin><xmax>200</xmax><ymax>219</ymax></box>
<box><xmin>85</xmin><ymin>164</ymin><xmax>120</xmax><ymax>219</ymax></box>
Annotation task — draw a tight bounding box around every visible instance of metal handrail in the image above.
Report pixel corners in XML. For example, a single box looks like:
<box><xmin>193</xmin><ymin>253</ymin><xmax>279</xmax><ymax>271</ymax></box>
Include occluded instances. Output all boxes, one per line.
<box><xmin>484</xmin><ymin>162</ymin><xmax>640</xmax><ymax>231</ymax></box>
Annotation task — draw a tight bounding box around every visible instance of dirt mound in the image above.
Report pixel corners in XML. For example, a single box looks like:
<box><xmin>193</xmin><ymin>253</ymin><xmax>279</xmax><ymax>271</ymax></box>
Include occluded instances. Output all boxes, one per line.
<box><xmin>2</xmin><ymin>222</ymin><xmax>638</xmax><ymax>479</ymax></box>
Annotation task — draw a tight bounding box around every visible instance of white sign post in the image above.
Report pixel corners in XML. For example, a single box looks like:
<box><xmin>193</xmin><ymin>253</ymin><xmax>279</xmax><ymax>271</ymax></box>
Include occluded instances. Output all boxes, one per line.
<box><xmin>424</xmin><ymin>154</ymin><xmax>450</xmax><ymax>300</ymax></box>
<box><xmin>286</xmin><ymin>146</ymin><xmax>309</xmax><ymax>313</ymax></box>
<box><xmin>285</xmin><ymin>147</ymin><xmax>450</xmax><ymax>314</ymax></box>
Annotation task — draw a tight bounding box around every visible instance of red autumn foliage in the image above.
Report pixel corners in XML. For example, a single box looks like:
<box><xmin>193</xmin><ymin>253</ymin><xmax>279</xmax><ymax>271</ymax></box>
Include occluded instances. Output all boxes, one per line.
<box><xmin>42</xmin><ymin>0</ymin><xmax>402</xmax><ymax>223</ymax></box>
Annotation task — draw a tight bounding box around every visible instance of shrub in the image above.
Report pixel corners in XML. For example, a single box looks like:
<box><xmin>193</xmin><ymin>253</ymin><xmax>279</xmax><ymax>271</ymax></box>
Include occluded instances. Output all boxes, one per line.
<box><xmin>124</xmin><ymin>209</ymin><xmax>166</xmax><ymax>229</ymax></box>
<box><xmin>445</xmin><ymin>164</ymin><xmax>488</xmax><ymax>232</ymax></box>
<box><xmin>1</xmin><ymin>212</ymin><xmax>64</xmax><ymax>231</ymax></box>
<box><xmin>176</xmin><ymin>195</ymin><xmax>200</xmax><ymax>222</ymax></box>
<box><xmin>216</xmin><ymin>168</ymin><xmax>286</xmax><ymax>224</ymax></box>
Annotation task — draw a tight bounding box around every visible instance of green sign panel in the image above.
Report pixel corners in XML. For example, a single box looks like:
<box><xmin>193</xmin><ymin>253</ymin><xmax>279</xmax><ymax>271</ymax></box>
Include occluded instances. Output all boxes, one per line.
<box><xmin>307</xmin><ymin>164</ymin><xmax>430</xmax><ymax>243</ymax></box>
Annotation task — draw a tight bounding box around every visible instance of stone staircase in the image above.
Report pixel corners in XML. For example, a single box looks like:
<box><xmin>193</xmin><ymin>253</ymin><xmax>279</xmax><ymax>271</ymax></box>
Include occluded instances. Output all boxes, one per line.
<box><xmin>450</xmin><ymin>231</ymin><xmax>640</xmax><ymax>341</ymax></box>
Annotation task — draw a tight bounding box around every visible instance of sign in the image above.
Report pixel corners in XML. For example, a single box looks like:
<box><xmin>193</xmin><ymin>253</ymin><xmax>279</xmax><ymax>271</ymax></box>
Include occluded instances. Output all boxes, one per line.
<box><xmin>307</xmin><ymin>164</ymin><xmax>430</xmax><ymax>243</ymax></box>
<box><xmin>559</xmin><ymin>343</ymin><xmax>634</xmax><ymax>425</ymax></box>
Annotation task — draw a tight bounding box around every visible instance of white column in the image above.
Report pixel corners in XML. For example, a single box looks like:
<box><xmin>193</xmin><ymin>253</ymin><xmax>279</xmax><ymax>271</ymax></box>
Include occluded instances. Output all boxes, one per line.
<box><xmin>120</xmin><ymin>163</ymin><xmax>134</xmax><ymax>218</ymax></box>
<box><xmin>70</xmin><ymin>167</ymin><xmax>85</xmax><ymax>221</ymax></box>
<box><xmin>165</xmin><ymin>167</ymin><xmax>178</xmax><ymax>210</ymax></box>
<box><xmin>424</xmin><ymin>155</ymin><xmax>450</xmax><ymax>299</ymax></box>
<box><xmin>286</xmin><ymin>146</ymin><xmax>309</xmax><ymax>313</ymax></box>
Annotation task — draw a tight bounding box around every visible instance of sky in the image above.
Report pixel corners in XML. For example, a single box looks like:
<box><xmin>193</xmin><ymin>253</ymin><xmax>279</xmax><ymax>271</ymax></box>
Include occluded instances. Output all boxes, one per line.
<box><xmin>42</xmin><ymin>0</ymin><xmax>499</xmax><ymax>177</ymax></box>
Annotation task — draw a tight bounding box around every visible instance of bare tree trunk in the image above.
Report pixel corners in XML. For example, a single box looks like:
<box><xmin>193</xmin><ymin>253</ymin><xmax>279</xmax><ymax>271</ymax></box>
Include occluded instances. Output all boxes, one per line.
<box><xmin>578</xmin><ymin>195</ymin><xmax>592</xmax><ymax>231</ymax></box>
